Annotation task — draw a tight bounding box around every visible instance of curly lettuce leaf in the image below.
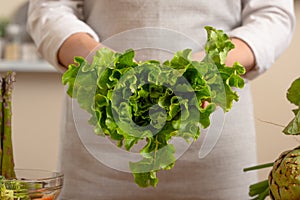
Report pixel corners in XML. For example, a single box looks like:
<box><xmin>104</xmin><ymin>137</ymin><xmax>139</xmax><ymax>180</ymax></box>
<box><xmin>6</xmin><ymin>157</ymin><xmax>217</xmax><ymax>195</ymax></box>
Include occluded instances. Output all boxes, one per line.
<box><xmin>204</xmin><ymin>26</ymin><xmax>235</xmax><ymax>65</ymax></box>
<box><xmin>62</xmin><ymin>26</ymin><xmax>246</xmax><ymax>187</ymax></box>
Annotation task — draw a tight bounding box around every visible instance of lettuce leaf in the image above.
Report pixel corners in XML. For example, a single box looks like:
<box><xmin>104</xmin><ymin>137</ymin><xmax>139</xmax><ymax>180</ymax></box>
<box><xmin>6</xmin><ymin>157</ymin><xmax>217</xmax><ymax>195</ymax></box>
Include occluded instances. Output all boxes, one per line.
<box><xmin>62</xmin><ymin>26</ymin><xmax>246</xmax><ymax>187</ymax></box>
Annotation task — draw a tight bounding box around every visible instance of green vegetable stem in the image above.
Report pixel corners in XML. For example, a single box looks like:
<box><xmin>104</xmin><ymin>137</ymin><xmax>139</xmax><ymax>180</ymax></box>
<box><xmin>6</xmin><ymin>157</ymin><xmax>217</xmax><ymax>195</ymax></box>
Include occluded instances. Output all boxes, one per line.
<box><xmin>0</xmin><ymin>75</ymin><xmax>3</xmax><ymax>175</ymax></box>
<box><xmin>62</xmin><ymin>26</ymin><xmax>246</xmax><ymax>187</ymax></box>
<box><xmin>0</xmin><ymin>72</ymin><xmax>16</xmax><ymax>179</ymax></box>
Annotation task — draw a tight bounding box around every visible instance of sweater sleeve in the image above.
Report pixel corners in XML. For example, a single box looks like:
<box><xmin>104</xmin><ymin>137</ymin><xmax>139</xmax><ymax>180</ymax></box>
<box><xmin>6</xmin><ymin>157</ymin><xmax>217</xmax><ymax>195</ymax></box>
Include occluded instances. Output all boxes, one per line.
<box><xmin>26</xmin><ymin>0</ymin><xmax>100</xmax><ymax>73</ymax></box>
<box><xmin>227</xmin><ymin>0</ymin><xmax>295</xmax><ymax>80</ymax></box>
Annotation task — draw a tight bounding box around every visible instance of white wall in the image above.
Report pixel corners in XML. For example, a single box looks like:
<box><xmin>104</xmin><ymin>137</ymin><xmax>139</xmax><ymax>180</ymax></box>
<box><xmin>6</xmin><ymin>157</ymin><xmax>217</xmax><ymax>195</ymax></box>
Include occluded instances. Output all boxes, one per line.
<box><xmin>1</xmin><ymin>0</ymin><xmax>300</xmax><ymax>182</ymax></box>
<box><xmin>12</xmin><ymin>73</ymin><xmax>64</xmax><ymax>171</ymax></box>
<box><xmin>0</xmin><ymin>0</ymin><xmax>28</xmax><ymax>18</ymax></box>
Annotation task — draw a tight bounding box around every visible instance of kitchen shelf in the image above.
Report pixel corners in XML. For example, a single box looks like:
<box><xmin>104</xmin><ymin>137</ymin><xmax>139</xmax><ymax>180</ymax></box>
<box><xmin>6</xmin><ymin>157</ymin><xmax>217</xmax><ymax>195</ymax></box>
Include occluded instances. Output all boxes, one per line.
<box><xmin>0</xmin><ymin>60</ymin><xmax>58</xmax><ymax>73</ymax></box>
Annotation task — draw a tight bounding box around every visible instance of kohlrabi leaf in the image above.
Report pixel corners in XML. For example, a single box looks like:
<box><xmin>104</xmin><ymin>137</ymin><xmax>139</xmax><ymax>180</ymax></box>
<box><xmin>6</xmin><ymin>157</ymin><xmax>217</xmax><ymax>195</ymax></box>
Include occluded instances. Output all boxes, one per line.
<box><xmin>283</xmin><ymin>109</ymin><xmax>300</xmax><ymax>135</ymax></box>
<box><xmin>282</xmin><ymin>78</ymin><xmax>300</xmax><ymax>135</ymax></box>
<box><xmin>287</xmin><ymin>78</ymin><xmax>300</xmax><ymax>107</ymax></box>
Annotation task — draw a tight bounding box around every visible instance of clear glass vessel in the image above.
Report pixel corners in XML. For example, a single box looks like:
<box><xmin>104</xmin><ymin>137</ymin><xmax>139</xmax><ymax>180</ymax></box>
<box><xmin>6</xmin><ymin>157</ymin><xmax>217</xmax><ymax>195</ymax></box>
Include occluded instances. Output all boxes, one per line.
<box><xmin>0</xmin><ymin>169</ymin><xmax>63</xmax><ymax>200</ymax></box>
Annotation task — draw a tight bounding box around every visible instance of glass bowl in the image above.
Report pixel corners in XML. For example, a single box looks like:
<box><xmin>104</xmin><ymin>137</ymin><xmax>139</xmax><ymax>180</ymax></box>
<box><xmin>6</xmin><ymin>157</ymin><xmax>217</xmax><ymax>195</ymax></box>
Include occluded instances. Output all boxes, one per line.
<box><xmin>0</xmin><ymin>169</ymin><xmax>63</xmax><ymax>200</ymax></box>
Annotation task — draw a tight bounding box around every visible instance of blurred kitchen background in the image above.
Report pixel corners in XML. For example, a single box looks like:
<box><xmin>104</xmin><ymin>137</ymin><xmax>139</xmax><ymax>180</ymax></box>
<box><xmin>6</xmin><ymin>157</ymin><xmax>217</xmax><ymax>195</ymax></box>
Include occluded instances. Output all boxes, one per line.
<box><xmin>0</xmin><ymin>0</ymin><xmax>299</xmax><ymax>183</ymax></box>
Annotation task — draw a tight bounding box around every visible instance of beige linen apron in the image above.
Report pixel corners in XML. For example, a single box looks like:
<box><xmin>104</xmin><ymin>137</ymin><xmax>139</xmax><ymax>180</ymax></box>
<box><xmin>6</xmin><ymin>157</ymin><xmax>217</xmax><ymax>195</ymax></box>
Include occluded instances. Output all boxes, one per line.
<box><xmin>58</xmin><ymin>1</ymin><xmax>258</xmax><ymax>199</ymax></box>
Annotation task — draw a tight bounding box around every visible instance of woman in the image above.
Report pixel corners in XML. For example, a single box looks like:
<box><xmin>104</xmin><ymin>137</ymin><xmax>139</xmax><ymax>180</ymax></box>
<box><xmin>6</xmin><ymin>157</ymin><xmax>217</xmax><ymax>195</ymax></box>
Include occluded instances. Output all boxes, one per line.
<box><xmin>27</xmin><ymin>1</ymin><xmax>295</xmax><ymax>199</ymax></box>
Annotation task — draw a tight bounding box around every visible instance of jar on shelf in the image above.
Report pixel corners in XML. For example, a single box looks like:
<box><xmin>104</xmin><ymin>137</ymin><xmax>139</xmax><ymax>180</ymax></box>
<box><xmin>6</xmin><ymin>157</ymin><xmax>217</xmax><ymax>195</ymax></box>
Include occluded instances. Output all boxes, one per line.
<box><xmin>21</xmin><ymin>42</ymin><xmax>40</xmax><ymax>62</ymax></box>
<box><xmin>4</xmin><ymin>24</ymin><xmax>22</xmax><ymax>61</ymax></box>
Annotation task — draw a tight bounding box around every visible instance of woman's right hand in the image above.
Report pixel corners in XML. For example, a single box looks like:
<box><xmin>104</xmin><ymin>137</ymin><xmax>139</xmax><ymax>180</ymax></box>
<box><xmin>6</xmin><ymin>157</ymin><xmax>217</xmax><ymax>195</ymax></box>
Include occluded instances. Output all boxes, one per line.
<box><xmin>58</xmin><ymin>32</ymin><xmax>101</xmax><ymax>68</ymax></box>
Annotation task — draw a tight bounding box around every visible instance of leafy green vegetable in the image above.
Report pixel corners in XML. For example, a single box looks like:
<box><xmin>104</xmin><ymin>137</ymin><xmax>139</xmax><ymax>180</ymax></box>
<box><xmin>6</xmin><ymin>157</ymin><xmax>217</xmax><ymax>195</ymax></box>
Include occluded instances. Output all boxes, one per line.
<box><xmin>283</xmin><ymin>109</ymin><xmax>300</xmax><ymax>135</ymax></box>
<box><xmin>62</xmin><ymin>26</ymin><xmax>246</xmax><ymax>187</ymax></box>
<box><xmin>283</xmin><ymin>78</ymin><xmax>300</xmax><ymax>135</ymax></box>
<box><xmin>0</xmin><ymin>176</ymin><xmax>30</xmax><ymax>200</ymax></box>
<box><xmin>287</xmin><ymin>78</ymin><xmax>300</xmax><ymax>107</ymax></box>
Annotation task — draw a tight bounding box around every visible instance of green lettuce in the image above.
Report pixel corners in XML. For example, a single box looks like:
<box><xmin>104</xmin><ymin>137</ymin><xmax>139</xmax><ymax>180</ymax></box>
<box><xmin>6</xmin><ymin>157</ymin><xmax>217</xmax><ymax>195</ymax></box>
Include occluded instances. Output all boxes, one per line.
<box><xmin>62</xmin><ymin>26</ymin><xmax>246</xmax><ymax>187</ymax></box>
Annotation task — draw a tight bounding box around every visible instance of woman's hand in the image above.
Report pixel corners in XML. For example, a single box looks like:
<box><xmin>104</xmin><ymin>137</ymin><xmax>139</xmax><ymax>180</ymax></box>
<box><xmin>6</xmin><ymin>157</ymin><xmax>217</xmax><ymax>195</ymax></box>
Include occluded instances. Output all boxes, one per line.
<box><xmin>192</xmin><ymin>37</ymin><xmax>255</xmax><ymax>73</ymax></box>
<box><xmin>226</xmin><ymin>38</ymin><xmax>255</xmax><ymax>72</ymax></box>
<box><xmin>192</xmin><ymin>37</ymin><xmax>255</xmax><ymax>109</ymax></box>
<box><xmin>58</xmin><ymin>33</ymin><xmax>100</xmax><ymax>68</ymax></box>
